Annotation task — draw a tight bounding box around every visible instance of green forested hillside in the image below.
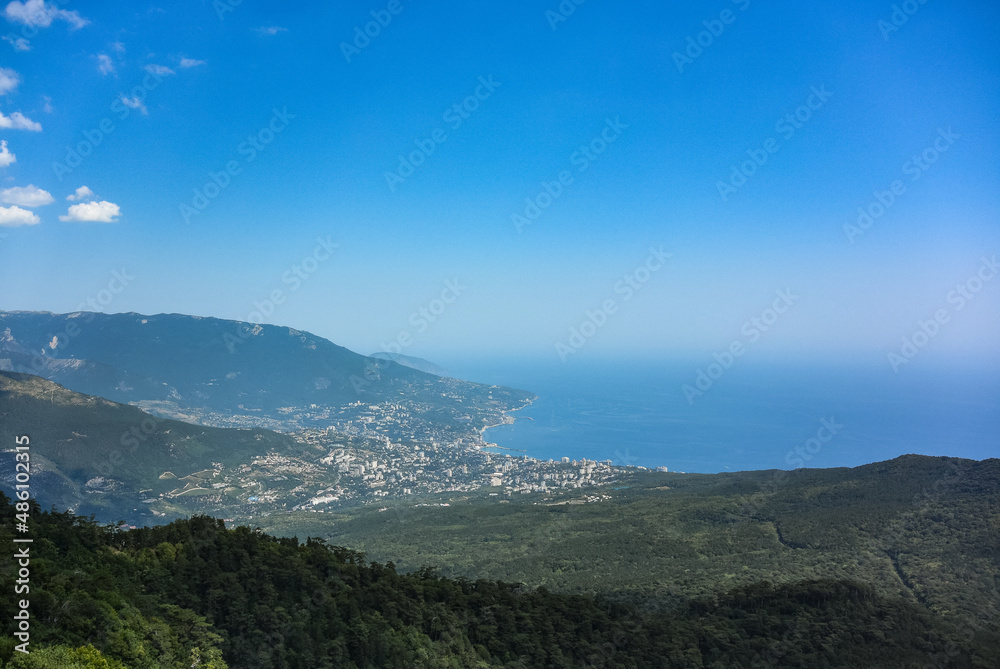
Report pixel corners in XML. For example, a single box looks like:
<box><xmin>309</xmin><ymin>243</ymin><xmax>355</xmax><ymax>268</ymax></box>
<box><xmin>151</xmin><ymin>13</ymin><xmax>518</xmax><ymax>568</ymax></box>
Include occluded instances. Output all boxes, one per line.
<box><xmin>0</xmin><ymin>372</ymin><xmax>298</xmax><ymax>524</ymax></box>
<box><xmin>263</xmin><ymin>455</ymin><xmax>1000</xmax><ymax>634</ymax></box>
<box><xmin>1</xmin><ymin>492</ymin><xmax>996</xmax><ymax>668</ymax></box>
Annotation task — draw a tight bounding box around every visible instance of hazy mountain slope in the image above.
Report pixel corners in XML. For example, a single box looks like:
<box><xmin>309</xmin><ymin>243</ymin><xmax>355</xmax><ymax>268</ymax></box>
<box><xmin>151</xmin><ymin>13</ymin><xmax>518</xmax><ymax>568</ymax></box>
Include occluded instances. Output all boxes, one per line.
<box><xmin>0</xmin><ymin>311</ymin><xmax>435</xmax><ymax>407</ymax></box>
<box><xmin>0</xmin><ymin>311</ymin><xmax>533</xmax><ymax>435</ymax></box>
<box><xmin>369</xmin><ymin>351</ymin><xmax>450</xmax><ymax>376</ymax></box>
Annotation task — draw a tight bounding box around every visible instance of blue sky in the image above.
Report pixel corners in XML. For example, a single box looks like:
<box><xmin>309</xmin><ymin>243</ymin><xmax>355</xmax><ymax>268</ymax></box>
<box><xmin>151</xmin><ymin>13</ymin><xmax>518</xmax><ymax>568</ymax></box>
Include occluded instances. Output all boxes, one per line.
<box><xmin>0</xmin><ymin>0</ymin><xmax>998</xmax><ymax>369</ymax></box>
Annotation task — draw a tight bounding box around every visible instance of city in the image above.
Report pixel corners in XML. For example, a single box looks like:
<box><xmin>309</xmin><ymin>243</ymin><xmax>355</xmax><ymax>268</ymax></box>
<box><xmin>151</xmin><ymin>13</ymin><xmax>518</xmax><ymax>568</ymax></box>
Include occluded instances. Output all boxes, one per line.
<box><xmin>132</xmin><ymin>398</ymin><xmax>645</xmax><ymax>523</ymax></box>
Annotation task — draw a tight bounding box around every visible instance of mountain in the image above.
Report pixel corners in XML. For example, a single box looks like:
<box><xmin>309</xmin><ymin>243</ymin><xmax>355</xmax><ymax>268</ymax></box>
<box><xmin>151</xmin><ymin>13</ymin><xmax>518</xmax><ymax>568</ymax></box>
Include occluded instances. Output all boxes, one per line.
<box><xmin>2</xmin><ymin>493</ymin><xmax>996</xmax><ymax>668</ymax></box>
<box><xmin>0</xmin><ymin>311</ymin><xmax>533</xmax><ymax>441</ymax></box>
<box><xmin>0</xmin><ymin>371</ymin><xmax>298</xmax><ymax>524</ymax></box>
<box><xmin>368</xmin><ymin>351</ymin><xmax>450</xmax><ymax>376</ymax></box>
<box><xmin>263</xmin><ymin>454</ymin><xmax>1000</xmax><ymax>644</ymax></box>
<box><xmin>0</xmin><ymin>372</ymin><xmax>625</xmax><ymax>527</ymax></box>
<box><xmin>2</xmin><ymin>368</ymin><xmax>997</xmax><ymax>665</ymax></box>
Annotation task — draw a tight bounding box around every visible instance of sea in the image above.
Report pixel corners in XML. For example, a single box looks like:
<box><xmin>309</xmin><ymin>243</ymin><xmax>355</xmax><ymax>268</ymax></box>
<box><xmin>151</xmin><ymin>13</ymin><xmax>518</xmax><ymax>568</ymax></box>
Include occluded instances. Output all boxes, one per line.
<box><xmin>445</xmin><ymin>357</ymin><xmax>1000</xmax><ymax>474</ymax></box>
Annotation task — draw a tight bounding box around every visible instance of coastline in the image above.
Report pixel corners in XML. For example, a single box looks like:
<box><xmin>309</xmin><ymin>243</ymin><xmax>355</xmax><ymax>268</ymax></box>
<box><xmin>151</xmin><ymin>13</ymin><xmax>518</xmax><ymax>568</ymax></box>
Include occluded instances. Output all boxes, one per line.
<box><xmin>477</xmin><ymin>395</ymin><xmax>537</xmax><ymax>450</ymax></box>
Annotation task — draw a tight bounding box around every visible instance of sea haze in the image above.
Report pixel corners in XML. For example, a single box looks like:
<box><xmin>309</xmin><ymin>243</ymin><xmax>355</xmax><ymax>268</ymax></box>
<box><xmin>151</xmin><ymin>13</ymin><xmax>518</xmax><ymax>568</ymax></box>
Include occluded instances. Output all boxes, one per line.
<box><xmin>447</xmin><ymin>358</ymin><xmax>1000</xmax><ymax>473</ymax></box>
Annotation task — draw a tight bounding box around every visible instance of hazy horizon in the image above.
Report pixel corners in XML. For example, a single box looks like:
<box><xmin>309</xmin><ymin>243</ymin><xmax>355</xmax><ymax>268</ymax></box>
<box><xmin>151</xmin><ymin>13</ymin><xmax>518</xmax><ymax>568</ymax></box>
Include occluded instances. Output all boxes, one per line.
<box><xmin>1</xmin><ymin>0</ymin><xmax>997</xmax><ymax>368</ymax></box>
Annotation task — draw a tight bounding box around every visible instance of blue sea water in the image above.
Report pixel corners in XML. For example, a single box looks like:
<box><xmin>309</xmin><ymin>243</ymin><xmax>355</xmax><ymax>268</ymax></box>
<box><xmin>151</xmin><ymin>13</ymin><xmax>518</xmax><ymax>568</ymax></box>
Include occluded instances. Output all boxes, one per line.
<box><xmin>446</xmin><ymin>358</ymin><xmax>1000</xmax><ymax>473</ymax></box>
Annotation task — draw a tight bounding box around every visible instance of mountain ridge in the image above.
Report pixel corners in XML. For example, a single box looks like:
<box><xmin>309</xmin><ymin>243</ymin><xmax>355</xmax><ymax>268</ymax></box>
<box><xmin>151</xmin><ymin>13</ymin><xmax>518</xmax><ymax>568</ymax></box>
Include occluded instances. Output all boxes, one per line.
<box><xmin>0</xmin><ymin>310</ymin><xmax>534</xmax><ymax>442</ymax></box>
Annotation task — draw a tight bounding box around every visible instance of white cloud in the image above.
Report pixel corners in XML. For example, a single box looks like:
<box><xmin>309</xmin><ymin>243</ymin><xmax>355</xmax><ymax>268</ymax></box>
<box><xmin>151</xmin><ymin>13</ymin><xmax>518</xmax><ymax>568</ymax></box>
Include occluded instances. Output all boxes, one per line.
<box><xmin>0</xmin><ymin>109</ymin><xmax>41</xmax><ymax>131</ymax></box>
<box><xmin>0</xmin><ymin>205</ymin><xmax>39</xmax><ymax>227</ymax></box>
<box><xmin>1</xmin><ymin>184</ymin><xmax>53</xmax><ymax>207</ymax></box>
<box><xmin>144</xmin><ymin>64</ymin><xmax>174</xmax><ymax>77</ymax></box>
<box><xmin>0</xmin><ymin>141</ymin><xmax>14</xmax><ymax>168</ymax></box>
<box><xmin>178</xmin><ymin>57</ymin><xmax>206</xmax><ymax>68</ymax></box>
<box><xmin>111</xmin><ymin>41</ymin><xmax>125</xmax><ymax>54</ymax></box>
<box><xmin>42</xmin><ymin>95</ymin><xmax>52</xmax><ymax>113</ymax></box>
<box><xmin>118</xmin><ymin>95</ymin><xmax>147</xmax><ymax>115</ymax></box>
<box><xmin>60</xmin><ymin>200</ymin><xmax>121</xmax><ymax>223</ymax></box>
<box><xmin>96</xmin><ymin>53</ymin><xmax>114</xmax><ymax>75</ymax></box>
<box><xmin>2</xmin><ymin>35</ymin><xmax>30</xmax><ymax>51</ymax></box>
<box><xmin>0</xmin><ymin>67</ymin><xmax>19</xmax><ymax>95</ymax></box>
<box><xmin>255</xmin><ymin>26</ymin><xmax>288</xmax><ymax>36</ymax></box>
<box><xmin>4</xmin><ymin>0</ymin><xmax>88</xmax><ymax>29</ymax></box>
<box><xmin>66</xmin><ymin>185</ymin><xmax>94</xmax><ymax>201</ymax></box>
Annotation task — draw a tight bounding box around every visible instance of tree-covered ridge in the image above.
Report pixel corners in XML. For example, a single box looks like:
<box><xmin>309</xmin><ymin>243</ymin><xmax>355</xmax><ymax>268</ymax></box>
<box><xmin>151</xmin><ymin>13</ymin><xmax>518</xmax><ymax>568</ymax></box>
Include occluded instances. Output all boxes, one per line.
<box><xmin>1</xmin><ymin>493</ymin><xmax>997</xmax><ymax>668</ymax></box>
<box><xmin>281</xmin><ymin>455</ymin><xmax>1000</xmax><ymax>624</ymax></box>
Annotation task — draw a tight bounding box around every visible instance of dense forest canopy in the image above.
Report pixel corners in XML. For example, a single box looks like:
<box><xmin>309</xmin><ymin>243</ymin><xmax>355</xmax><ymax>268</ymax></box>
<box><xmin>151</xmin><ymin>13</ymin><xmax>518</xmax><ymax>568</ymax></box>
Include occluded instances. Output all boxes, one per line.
<box><xmin>2</xmin><ymin>491</ymin><xmax>997</xmax><ymax>668</ymax></box>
